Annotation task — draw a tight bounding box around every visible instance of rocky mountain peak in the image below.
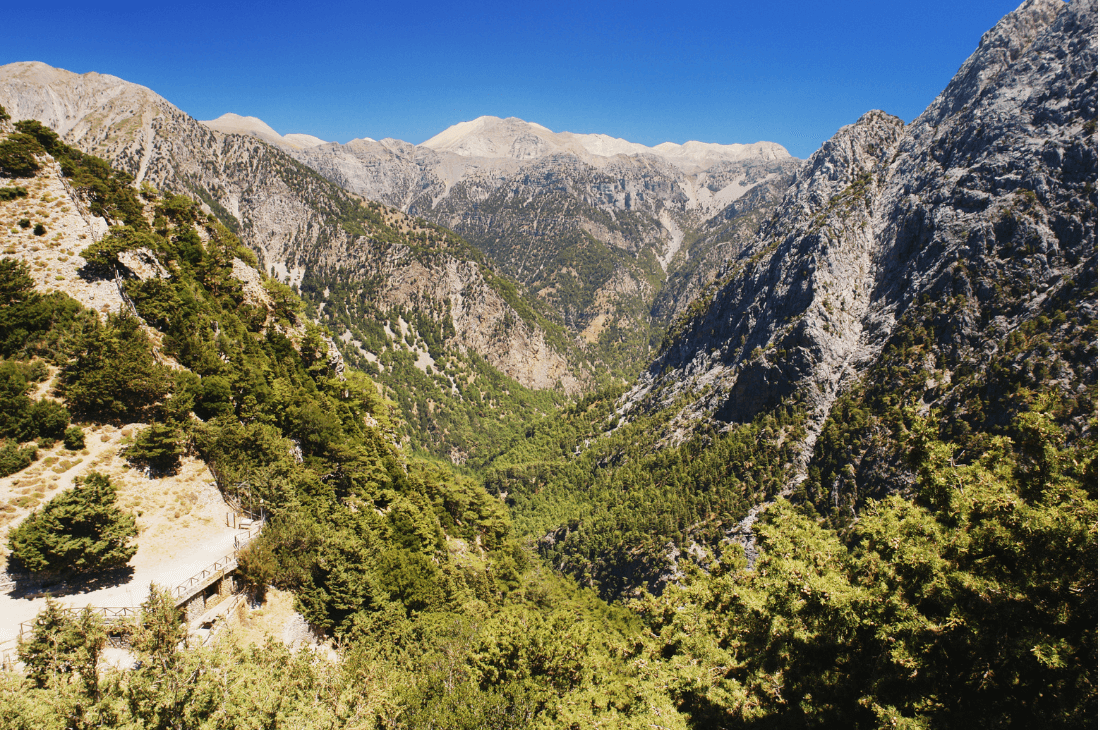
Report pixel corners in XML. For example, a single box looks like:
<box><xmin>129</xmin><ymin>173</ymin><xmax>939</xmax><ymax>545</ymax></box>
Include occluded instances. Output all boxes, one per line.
<box><xmin>628</xmin><ymin>0</ymin><xmax>1096</xmax><ymax>455</ymax></box>
<box><xmin>0</xmin><ymin>62</ymin><xmax>166</xmax><ymax>149</ymax></box>
<box><xmin>420</xmin><ymin>115</ymin><xmax>554</xmax><ymax>157</ymax></box>
<box><xmin>417</xmin><ymin>113</ymin><xmax>793</xmax><ymax>168</ymax></box>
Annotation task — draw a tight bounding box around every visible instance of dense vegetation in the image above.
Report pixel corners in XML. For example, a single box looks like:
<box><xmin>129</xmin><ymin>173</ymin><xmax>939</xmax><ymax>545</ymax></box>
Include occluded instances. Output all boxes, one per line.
<box><xmin>482</xmin><ymin>388</ymin><xmax>807</xmax><ymax>600</ymax></box>
<box><xmin>0</xmin><ymin>132</ymin><xmax>685</xmax><ymax>727</ymax></box>
<box><xmin>640</xmin><ymin>405</ymin><xmax>1096</xmax><ymax>727</ymax></box>
<box><xmin>1</xmin><ymin>106</ymin><xmax>1094</xmax><ymax>727</ymax></box>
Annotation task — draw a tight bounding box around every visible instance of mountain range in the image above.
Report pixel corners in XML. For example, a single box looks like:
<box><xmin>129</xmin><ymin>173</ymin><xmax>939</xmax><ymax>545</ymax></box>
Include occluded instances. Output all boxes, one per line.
<box><xmin>0</xmin><ymin>0</ymin><xmax>1095</xmax><ymax>724</ymax></box>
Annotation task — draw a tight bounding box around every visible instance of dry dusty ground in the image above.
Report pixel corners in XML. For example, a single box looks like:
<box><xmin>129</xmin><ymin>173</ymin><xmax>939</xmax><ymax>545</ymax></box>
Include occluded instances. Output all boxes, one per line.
<box><xmin>0</xmin><ymin>421</ymin><xmax>245</xmax><ymax>657</ymax></box>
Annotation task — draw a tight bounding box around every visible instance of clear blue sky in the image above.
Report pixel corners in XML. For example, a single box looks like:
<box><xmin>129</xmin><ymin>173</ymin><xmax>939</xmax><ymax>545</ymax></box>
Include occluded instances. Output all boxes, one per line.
<box><xmin>2</xmin><ymin>0</ymin><xmax>1034</xmax><ymax>158</ymax></box>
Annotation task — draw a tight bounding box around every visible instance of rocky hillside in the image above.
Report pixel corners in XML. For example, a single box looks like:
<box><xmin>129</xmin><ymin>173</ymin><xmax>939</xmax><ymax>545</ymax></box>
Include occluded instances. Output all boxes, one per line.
<box><xmin>632</xmin><ymin>0</ymin><xmax>1096</xmax><ymax>448</ymax></box>
<box><xmin>284</xmin><ymin>116</ymin><xmax>800</xmax><ymax>374</ymax></box>
<box><xmin>0</xmin><ymin>63</ymin><xmax>583</xmax><ymax>457</ymax></box>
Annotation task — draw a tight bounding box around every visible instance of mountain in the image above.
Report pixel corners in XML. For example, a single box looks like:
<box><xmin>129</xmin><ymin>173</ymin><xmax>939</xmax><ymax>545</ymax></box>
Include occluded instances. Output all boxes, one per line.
<box><xmin>0</xmin><ymin>59</ymin><xmax>801</xmax><ymax>453</ymax></box>
<box><xmin>418</xmin><ymin>114</ymin><xmax>788</xmax><ymax>169</ymax></box>
<box><xmin>200</xmin><ymin>112</ymin><xmax>328</xmax><ymax>150</ymax></box>
<box><xmin>489</xmin><ymin>0</ymin><xmax>1096</xmax><ymax>599</ymax></box>
<box><xmin>635</xmin><ymin>0</ymin><xmax>1095</xmax><ymax>438</ymax></box>
<box><xmin>2</xmin><ymin>0</ymin><xmax>1095</xmax><ymax>724</ymax></box>
<box><xmin>285</xmin><ymin>116</ymin><xmax>801</xmax><ymax>376</ymax></box>
<box><xmin>0</xmin><ymin>61</ymin><xmax>586</xmax><ymax>458</ymax></box>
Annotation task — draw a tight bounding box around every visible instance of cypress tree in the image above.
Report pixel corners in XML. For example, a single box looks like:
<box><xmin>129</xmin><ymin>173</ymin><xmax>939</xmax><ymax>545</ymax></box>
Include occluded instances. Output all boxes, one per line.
<box><xmin>7</xmin><ymin>472</ymin><xmax>137</xmax><ymax>576</ymax></box>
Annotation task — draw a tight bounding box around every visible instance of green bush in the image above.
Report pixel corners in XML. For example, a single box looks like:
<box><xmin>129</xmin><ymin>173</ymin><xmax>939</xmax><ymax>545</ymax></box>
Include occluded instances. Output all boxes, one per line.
<box><xmin>63</xmin><ymin>425</ymin><xmax>84</xmax><ymax>450</ymax></box>
<box><xmin>0</xmin><ymin>258</ymin><xmax>86</xmax><ymax>357</ymax></box>
<box><xmin>0</xmin><ymin>359</ymin><xmax>34</xmax><ymax>440</ymax></box>
<box><xmin>0</xmin><ymin>359</ymin><xmax>69</xmax><ymax>443</ymax></box>
<box><xmin>0</xmin><ymin>185</ymin><xmax>28</xmax><ymax>201</ymax></box>
<box><xmin>195</xmin><ymin>374</ymin><xmax>233</xmax><ymax>419</ymax></box>
<box><xmin>7</xmin><ymin>472</ymin><xmax>137</xmax><ymax>576</ymax></box>
<box><xmin>155</xmin><ymin>194</ymin><xmax>198</xmax><ymax>225</ymax></box>
<box><xmin>30</xmin><ymin>398</ymin><xmax>69</xmax><ymax>439</ymax></box>
<box><xmin>0</xmin><ymin>133</ymin><xmax>44</xmax><ymax>178</ymax></box>
<box><xmin>0</xmin><ymin>440</ymin><xmax>36</xmax><ymax>477</ymax></box>
<box><xmin>32</xmin><ymin>223</ymin><xmax>46</xmax><ymax>236</ymax></box>
<box><xmin>79</xmin><ymin>225</ymin><xmax>160</xmax><ymax>271</ymax></box>
<box><xmin>123</xmin><ymin>422</ymin><xmax>183</xmax><ymax>475</ymax></box>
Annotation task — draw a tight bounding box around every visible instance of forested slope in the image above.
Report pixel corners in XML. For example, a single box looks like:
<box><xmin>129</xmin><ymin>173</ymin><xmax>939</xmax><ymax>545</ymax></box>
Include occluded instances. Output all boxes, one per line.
<box><xmin>0</xmin><ymin>63</ymin><xmax>585</xmax><ymax>461</ymax></box>
<box><xmin>0</xmin><ymin>108</ymin><xmax>691</xmax><ymax>729</ymax></box>
<box><xmin>0</xmin><ymin>0</ymin><xmax>1096</xmax><ymax>726</ymax></box>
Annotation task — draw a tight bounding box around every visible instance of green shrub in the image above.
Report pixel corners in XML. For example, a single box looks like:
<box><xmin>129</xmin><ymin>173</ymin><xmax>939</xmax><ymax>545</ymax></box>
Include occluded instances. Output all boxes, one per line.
<box><xmin>0</xmin><ymin>259</ymin><xmax>86</xmax><ymax>357</ymax></box>
<box><xmin>0</xmin><ymin>358</ymin><xmax>34</xmax><ymax>440</ymax></box>
<box><xmin>155</xmin><ymin>194</ymin><xmax>198</xmax><ymax>225</ymax></box>
<box><xmin>79</xmin><ymin>225</ymin><xmax>160</xmax><ymax>271</ymax></box>
<box><xmin>0</xmin><ymin>360</ymin><xmax>67</xmax><ymax>442</ymax></box>
<box><xmin>122</xmin><ymin>422</ymin><xmax>183</xmax><ymax>475</ymax></box>
<box><xmin>123</xmin><ymin>278</ymin><xmax>180</xmax><ymax>331</ymax></box>
<box><xmin>32</xmin><ymin>223</ymin><xmax>46</xmax><ymax>236</ymax></box>
<box><xmin>7</xmin><ymin>471</ymin><xmax>137</xmax><ymax>576</ymax></box>
<box><xmin>63</xmin><ymin>425</ymin><xmax>84</xmax><ymax>450</ymax></box>
<box><xmin>195</xmin><ymin>374</ymin><xmax>233</xmax><ymax>419</ymax></box>
<box><xmin>0</xmin><ymin>104</ymin><xmax>9</xmax><ymax>122</ymax></box>
<box><xmin>30</xmin><ymin>398</ymin><xmax>69</xmax><ymax>439</ymax></box>
<box><xmin>0</xmin><ymin>185</ymin><xmax>28</xmax><ymax>201</ymax></box>
<box><xmin>0</xmin><ymin>440</ymin><xmax>36</xmax><ymax>477</ymax></box>
<box><xmin>0</xmin><ymin>133</ymin><xmax>44</xmax><ymax>178</ymax></box>
<box><xmin>12</xmin><ymin>120</ymin><xmax>62</xmax><ymax>155</ymax></box>
<box><xmin>17</xmin><ymin>218</ymin><xmax>29</xmax><ymax>229</ymax></box>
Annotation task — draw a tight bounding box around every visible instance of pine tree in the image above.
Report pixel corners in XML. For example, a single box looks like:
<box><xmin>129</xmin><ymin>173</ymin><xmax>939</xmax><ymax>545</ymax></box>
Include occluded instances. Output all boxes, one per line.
<box><xmin>123</xmin><ymin>423</ymin><xmax>183</xmax><ymax>476</ymax></box>
<box><xmin>7</xmin><ymin>472</ymin><xmax>138</xmax><ymax>576</ymax></box>
<box><xmin>18</xmin><ymin>600</ymin><xmax>106</xmax><ymax>696</ymax></box>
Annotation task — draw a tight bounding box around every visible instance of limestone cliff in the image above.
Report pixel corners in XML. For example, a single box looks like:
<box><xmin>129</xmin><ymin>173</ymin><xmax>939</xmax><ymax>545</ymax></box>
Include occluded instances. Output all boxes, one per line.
<box><xmin>628</xmin><ymin>0</ymin><xmax>1097</xmax><ymax>469</ymax></box>
<box><xmin>0</xmin><ymin>62</ymin><xmax>578</xmax><ymax>399</ymax></box>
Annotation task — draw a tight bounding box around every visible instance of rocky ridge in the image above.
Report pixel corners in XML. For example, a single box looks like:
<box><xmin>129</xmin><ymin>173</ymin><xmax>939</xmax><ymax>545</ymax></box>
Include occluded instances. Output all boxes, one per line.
<box><xmin>628</xmin><ymin>0</ymin><xmax>1096</xmax><ymax>468</ymax></box>
<box><xmin>201</xmin><ymin>113</ymin><xmax>327</xmax><ymax>150</ymax></box>
<box><xmin>286</xmin><ymin>116</ymin><xmax>801</xmax><ymax>368</ymax></box>
<box><xmin>0</xmin><ymin>62</ymin><xmax>576</xmax><ymax>399</ymax></box>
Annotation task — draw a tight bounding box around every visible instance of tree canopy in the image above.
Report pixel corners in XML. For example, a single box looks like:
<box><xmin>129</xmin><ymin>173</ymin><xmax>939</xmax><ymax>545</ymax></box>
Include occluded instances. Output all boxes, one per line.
<box><xmin>7</xmin><ymin>473</ymin><xmax>137</xmax><ymax>577</ymax></box>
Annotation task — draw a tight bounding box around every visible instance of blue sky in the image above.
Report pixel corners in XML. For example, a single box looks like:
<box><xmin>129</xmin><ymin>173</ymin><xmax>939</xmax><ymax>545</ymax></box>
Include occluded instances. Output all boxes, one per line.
<box><xmin>1</xmin><ymin>0</ymin><xmax>1032</xmax><ymax>158</ymax></box>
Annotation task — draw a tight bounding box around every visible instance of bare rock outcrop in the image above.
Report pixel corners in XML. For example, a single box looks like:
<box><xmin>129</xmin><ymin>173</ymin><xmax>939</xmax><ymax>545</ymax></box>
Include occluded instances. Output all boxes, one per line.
<box><xmin>628</xmin><ymin>0</ymin><xmax>1097</xmax><ymax>458</ymax></box>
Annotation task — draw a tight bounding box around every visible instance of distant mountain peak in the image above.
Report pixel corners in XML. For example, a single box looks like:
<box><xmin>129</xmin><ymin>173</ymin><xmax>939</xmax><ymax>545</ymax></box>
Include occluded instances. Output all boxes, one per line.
<box><xmin>200</xmin><ymin>112</ymin><xmax>328</xmax><ymax>150</ymax></box>
<box><xmin>419</xmin><ymin>115</ymin><xmax>792</xmax><ymax>166</ymax></box>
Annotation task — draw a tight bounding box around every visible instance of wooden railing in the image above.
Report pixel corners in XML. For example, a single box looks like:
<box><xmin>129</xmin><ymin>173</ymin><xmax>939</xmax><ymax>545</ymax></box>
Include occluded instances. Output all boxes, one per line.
<box><xmin>171</xmin><ymin>554</ymin><xmax>237</xmax><ymax>602</ymax></box>
<box><xmin>16</xmin><ymin>605</ymin><xmax>141</xmax><ymax>644</ymax></box>
<box><xmin>3</xmin><ymin>518</ymin><xmax>264</xmax><ymax>661</ymax></box>
<box><xmin>171</xmin><ymin>518</ymin><xmax>263</xmax><ymax>604</ymax></box>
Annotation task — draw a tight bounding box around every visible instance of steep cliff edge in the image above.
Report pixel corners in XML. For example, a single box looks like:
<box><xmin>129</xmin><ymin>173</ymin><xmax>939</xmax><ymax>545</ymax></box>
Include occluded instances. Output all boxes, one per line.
<box><xmin>630</xmin><ymin>0</ymin><xmax>1096</xmax><ymax>454</ymax></box>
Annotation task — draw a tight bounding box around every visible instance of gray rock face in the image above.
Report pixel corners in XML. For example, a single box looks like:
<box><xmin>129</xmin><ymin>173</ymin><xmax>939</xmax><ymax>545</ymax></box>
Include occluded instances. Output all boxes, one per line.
<box><xmin>287</xmin><ymin>117</ymin><xmax>801</xmax><ymax>352</ymax></box>
<box><xmin>629</xmin><ymin>0</ymin><xmax>1097</xmax><ymax>451</ymax></box>
<box><xmin>331</xmin><ymin>232</ymin><xmax>582</xmax><ymax>392</ymax></box>
<box><xmin>0</xmin><ymin>62</ymin><xmax>578</xmax><ymax>394</ymax></box>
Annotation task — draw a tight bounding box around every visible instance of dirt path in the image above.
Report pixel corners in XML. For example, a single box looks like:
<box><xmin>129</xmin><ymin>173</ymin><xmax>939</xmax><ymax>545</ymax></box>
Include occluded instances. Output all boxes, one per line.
<box><xmin>0</xmin><ymin>423</ymin><xmax>243</xmax><ymax>650</ymax></box>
